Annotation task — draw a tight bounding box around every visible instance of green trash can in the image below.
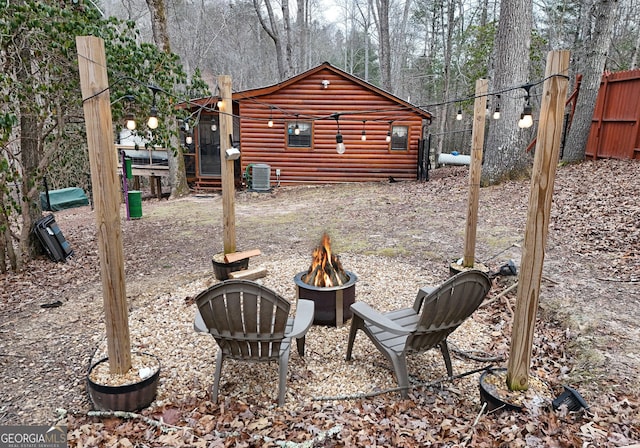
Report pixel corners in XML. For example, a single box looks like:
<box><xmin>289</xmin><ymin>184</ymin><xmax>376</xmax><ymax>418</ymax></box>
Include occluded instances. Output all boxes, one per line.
<box><xmin>128</xmin><ymin>190</ymin><xmax>142</xmax><ymax>219</ymax></box>
<box><xmin>124</xmin><ymin>158</ymin><xmax>133</xmax><ymax>180</ymax></box>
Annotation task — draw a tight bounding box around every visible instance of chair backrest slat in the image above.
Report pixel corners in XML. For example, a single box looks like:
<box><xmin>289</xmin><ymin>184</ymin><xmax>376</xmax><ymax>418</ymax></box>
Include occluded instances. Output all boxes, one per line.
<box><xmin>408</xmin><ymin>271</ymin><xmax>491</xmax><ymax>352</ymax></box>
<box><xmin>196</xmin><ymin>280</ymin><xmax>292</xmax><ymax>361</ymax></box>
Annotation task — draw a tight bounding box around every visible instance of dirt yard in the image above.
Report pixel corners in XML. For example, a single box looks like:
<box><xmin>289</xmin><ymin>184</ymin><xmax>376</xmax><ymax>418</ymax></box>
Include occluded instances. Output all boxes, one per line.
<box><xmin>0</xmin><ymin>159</ymin><xmax>638</xmax><ymax>446</ymax></box>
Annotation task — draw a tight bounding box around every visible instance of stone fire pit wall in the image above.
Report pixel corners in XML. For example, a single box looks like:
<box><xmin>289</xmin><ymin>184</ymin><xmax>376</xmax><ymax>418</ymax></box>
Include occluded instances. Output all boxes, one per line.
<box><xmin>294</xmin><ymin>271</ymin><xmax>357</xmax><ymax>327</ymax></box>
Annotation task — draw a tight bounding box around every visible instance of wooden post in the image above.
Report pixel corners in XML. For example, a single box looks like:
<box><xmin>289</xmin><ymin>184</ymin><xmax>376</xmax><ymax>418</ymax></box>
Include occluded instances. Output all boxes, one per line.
<box><xmin>507</xmin><ymin>50</ymin><xmax>570</xmax><ymax>390</ymax></box>
<box><xmin>463</xmin><ymin>79</ymin><xmax>488</xmax><ymax>268</ymax></box>
<box><xmin>76</xmin><ymin>36</ymin><xmax>131</xmax><ymax>373</ymax></box>
<box><xmin>218</xmin><ymin>75</ymin><xmax>236</xmax><ymax>254</ymax></box>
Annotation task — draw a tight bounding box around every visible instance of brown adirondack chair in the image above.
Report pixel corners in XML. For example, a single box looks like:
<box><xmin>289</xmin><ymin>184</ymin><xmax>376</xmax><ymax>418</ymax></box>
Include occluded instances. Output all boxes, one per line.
<box><xmin>194</xmin><ymin>280</ymin><xmax>314</xmax><ymax>406</ymax></box>
<box><xmin>345</xmin><ymin>270</ymin><xmax>492</xmax><ymax>398</ymax></box>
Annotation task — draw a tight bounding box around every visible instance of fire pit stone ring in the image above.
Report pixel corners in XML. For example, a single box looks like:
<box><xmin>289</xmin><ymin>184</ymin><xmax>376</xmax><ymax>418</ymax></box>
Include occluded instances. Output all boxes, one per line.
<box><xmin>294</xmin><ymin>271</ymin><xmax>358</xmax><ymax>327</ymax></box>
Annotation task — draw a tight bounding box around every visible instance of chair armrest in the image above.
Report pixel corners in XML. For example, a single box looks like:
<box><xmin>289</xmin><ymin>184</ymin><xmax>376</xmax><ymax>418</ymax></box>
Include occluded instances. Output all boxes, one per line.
<box><xmin>414</xmin><ymin>286</ymin><xmax>436</xmax><ymax>313</ymax></box>
<box><xmin>194</xmin><ymin>309</ymin><xmax>207</xmax><ymax>333</ymax></box>
<box><xmin>286</xmin><ymin>299</ymin><xmax>315</xmax><ymax>339</ymax></box>
<box><xmin>351</xmin><ymin>302</ymin><xmax>412</xmax><ymax>335</ymax></box>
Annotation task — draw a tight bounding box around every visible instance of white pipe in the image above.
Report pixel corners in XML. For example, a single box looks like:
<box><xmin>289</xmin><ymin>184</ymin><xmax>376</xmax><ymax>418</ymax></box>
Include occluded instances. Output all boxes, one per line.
<box><xmin>438</xmin><ymin>152</ymin><xmax>471</xmax><ymax>166</ymax></box>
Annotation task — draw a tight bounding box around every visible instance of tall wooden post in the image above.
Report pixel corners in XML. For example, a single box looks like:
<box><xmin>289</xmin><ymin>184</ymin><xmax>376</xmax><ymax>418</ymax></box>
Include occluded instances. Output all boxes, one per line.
<box><xmin>218</xmin><ymin>75</ymin><xmax>236</xmax><ymax>254</ymax></box>
<box><xmin>507</xmin><ymin>50</ymin><xmax>570</xmax><ymax>390</ymax></box>
<box><xmin>463</xmin><ymin>79</ymin><xmax>488</xmax><ymax>267</ymax></box>
<box><xmin>76</xmin><ymin>36</ymin><xmax>131</xmax><ymax>374</ymax></box>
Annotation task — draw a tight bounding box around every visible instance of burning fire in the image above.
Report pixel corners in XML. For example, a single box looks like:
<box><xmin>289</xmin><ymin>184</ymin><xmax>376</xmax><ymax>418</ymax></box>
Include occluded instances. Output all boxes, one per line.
<box><xmin>302</xmin><ymin>233</ymin><xmax>349</xmax><ymax>287</ymax></box>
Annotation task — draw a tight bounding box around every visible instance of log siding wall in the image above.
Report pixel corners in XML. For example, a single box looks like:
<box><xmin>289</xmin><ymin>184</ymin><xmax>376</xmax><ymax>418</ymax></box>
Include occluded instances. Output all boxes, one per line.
<box><xmin>238</xmin><ymin>69</ymin><xmax>428</xmax><ymax>185</ymax></box>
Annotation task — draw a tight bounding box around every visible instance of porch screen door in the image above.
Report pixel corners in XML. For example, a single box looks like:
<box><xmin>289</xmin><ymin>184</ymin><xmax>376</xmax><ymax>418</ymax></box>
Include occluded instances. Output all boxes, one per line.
<box><xmin>198</xmin><ymin>117</ymin><xmax>220</xmax><ymax>176</ymax></box>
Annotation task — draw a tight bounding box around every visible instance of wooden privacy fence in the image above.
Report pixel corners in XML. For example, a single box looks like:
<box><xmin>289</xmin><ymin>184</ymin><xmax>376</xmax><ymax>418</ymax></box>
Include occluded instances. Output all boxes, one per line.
<box><xmin>586</xmin><ymin>69</ymin><xmax>640</xmax><ymax>160</ymax></box>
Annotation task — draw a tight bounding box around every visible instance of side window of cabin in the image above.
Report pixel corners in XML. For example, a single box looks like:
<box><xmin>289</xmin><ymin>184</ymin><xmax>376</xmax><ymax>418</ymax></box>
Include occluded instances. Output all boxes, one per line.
<box><xmin>287</xmin><ymin>121</ymin><xmax>312</xmax><ymax>148</ymax></box>
<box><xmin>389</xmin><ymin>125</ymin><xmax>408</xmax><ymax>151</ymax></box>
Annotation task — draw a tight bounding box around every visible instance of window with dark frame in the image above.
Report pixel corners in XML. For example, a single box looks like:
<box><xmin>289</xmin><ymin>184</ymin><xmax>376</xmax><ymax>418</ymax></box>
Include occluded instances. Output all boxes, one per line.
<box><xmin>287</xmin><ymin>120</ymin><xmax>312</xmax><ymax>148</ymax></box>
<box><xmin>390</xmin><ymin>125</ymin><xmax>409</xmax><ymax>150</ymax></box>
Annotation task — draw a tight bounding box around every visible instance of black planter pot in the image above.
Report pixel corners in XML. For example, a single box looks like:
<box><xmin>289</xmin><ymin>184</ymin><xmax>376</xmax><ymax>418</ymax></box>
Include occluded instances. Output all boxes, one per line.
<box><xmin>449</xmin><ymin>259</ymin><xmax>490</xmax><ymax>277</ymax></box>
<box><xmin>478</xmin><ymin>368</ymin><xmax>523</xmax><ymax>412</ymax></box>
<box><xmin>87</xmin><ymin>352</ymin><xmax>160</xmax><ymax>412</ymax></box>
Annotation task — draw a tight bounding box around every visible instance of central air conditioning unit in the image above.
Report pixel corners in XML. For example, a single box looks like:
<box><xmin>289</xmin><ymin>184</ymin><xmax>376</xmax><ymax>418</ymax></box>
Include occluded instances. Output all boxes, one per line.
<box><xmin>251</xmin><ymin>163</ymin><xmax>271</xmax><ymax>191</ymax></box>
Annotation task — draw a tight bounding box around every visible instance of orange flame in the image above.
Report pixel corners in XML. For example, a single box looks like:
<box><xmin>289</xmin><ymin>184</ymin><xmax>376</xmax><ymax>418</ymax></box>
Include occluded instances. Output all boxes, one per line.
<box><xmin>303</xmin><ymin>233</ymin><xmax>347</xmax><ymax>287</ymax></box>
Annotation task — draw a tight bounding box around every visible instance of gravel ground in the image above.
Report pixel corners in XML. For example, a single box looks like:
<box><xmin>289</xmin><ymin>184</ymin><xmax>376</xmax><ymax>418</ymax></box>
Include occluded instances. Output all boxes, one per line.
<box><xmin>88</xmin><ymin>253</ymin><xmax>495</xmax><ymax>410</ymax></box>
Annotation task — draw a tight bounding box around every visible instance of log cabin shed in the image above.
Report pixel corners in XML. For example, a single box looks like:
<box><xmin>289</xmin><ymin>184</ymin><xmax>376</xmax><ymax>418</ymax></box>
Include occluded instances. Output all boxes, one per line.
<box><xmin>183</xmin><ymin>62</ymin><xmax>433</xmax><ymax>191</ymax></box>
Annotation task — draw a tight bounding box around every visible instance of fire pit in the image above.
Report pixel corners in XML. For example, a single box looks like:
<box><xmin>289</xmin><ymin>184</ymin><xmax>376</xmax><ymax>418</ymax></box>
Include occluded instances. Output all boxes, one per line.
<box><xmin>294</xmin><ymin>233</ymin><xmax>357</xmax><ymax>327</ymax></box>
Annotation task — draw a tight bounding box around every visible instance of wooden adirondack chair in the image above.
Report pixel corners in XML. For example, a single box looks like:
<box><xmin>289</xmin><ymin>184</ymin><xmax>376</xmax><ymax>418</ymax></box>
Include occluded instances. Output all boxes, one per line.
<box><xmin>345</xmin><ymin>270</ymin><xmax>492</xmax><ymax>398</ymax></box>
<box><xmin>194</xmin><ymin>280</ymin><xmax>314</xmax><ymax>406</ymax></box>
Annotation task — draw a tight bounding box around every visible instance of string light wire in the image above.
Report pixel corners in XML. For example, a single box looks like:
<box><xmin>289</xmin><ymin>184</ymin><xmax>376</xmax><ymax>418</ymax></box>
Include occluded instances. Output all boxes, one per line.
<box><xmin>77</xmin><ymin>48</ymin><xmax>570</xmax><ymax>130</ymax></box>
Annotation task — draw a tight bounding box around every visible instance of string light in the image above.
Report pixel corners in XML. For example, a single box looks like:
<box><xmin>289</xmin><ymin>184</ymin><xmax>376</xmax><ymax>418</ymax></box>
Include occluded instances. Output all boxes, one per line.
<box><xmin>492</xmin><ymin>95</ymin><xmax>501</xmax><ymax>120</ymax></box>
<box><xmin>386</xmin><ymin>121</ymin><xmax>393</xmax><ymax>143</ymax></box>
<box><xmin>518</xmin><ymin>85</ymin><xmax>534</xmax><ymax>129</ymax></box>
<box><xmin>125</xmin><ymin>113</ymin><xmax>136</xmax><ymax>130</ymax></box>
<box><xmin>334</xmin><ymin>114</ymin><xmax>345</xmax><ymax>154</ymax></box>
<box><xmin>102</xmin><ymin>71</ymin><xmax>569</xmax><ymax>144</ymax></box>
<box><xmin>518</xmin><ymin>106</ymin><xmax>534</xmax><ymax>128</ymax></box>
<box><xmin>147</xmin><ymin>85</ymin><xmax>160</xmax><ymax>129</ymax></box>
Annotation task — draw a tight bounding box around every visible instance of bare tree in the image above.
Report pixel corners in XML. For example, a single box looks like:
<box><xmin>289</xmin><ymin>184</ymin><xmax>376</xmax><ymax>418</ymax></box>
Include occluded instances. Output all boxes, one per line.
<box><xmin>481</xmin><ymin>0</ymin><xmax>533</xmax><ymax>185</ymax></box>
<box><xmin>562</xmin><ymin>0</ymin><xmax>619</xmax><ymax>162</ymax></box>
<box><xmin>254</xmin><ymin>0</ymin><xmax>294</xmax><ymax>80</ymax></box>
<box><xmin>145</xmin><ymin>0</ymin><xmax>190</xmax><ymax>198</ymax></box>
<box><xmin>371</xmin><ymin>0</ymin><xmax>392</xmax><ymax>90</ymax></box>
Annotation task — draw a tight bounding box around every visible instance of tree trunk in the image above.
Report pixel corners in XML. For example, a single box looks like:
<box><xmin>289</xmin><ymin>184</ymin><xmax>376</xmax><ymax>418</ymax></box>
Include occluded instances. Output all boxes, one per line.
<box><xmin>435</xmin><ymin>0</ymin><xmax>456</xmax><ymax>164</ymax></box>
<box><xmin>146</xmin><ymin>0</ymin><xmax>171</xmax><ymax>52</ymax></box>
<box><xmin>631</xmin><ymin>27</ymin><xmax>640</xmax><ymax>68</ymax></box>
<box><xmin>17</xmin><ymin>38</ymin><xmax>43</xmax><ymax>270</ymax></box>
<box><xmin>562</xmin><ymin>0</ymin><xmax>619</xmax><ymax>163</ymax></box>
<box><xmin>481</xmin><ymin>0</ymin><xmax>533</xmax><ymax>186</ymax></box>
<box><xmin>373</xmin><ymin>0</ymin><xmax>392</xmax><ymax>91</ymax></box>
<box><xmin>145</xmin><ymin>0</ymin><xmax>190</xmax><ymax>198</ymax></box>
<box><xmin>0</xmin><ymin>189</ymin><xmax>7</xmax><ymax>273</ymax></box>
<box><xmin>254</xmin><ymin>0</ymin><xmax>287</xmax><ymax>80</ymax></box>
<box><xmin>281</xmin><ymin>0</ymin><xmax>294</xmax><ymax>78</ymax></box>
<box><xmin>296</xmin><ymin>0</ymin><xmax>308</xmax><ymax>71</ymax></box>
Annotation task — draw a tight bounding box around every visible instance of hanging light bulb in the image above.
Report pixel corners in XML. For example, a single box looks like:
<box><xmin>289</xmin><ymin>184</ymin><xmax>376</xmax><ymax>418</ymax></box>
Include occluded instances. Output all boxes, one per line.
<box><xmin>492</xmin><ymin>105</ymin><xmax>501</xmax><ymax>120</ymax></box>
<box><xmin>336</xmin><ymin>133</ymin><xmax>346</xmax><ymax>154</ymax></box>
<box><xmin>185</xmin><ymin>134</ymin><xmax>193</xmax><ymax>145</ymax></box>
<box><xmin>333</xmin><ymin>113</ymin><xmax>345</xmax><ymax>153</ymax></box>
<box><xmin>268</xmin><ymin>118</ymin><xmax>274</xmax><ymax>128</ymax></box>
<box><xmin>216</xmin><ymin>99</ymin><xmax>223</xmax><ymax>108</ymax></box>
<box><xmin>492</xmin><ymin>95</ymin><xmax>501</xmax><ymax>120</ymax></box>
<box><xmin>268</xmin><ymin>107</ymin><xmax>274</xmax><ymax>127</ymax></box>
<box><xmin>386</xmin><ymin>130</ymin><xmax>391</xmax><ymax>143</ymax></box>
<box><xmin>361</xmin><ymin>120</ymin><xmax>366</xmax><ymax>141</ymax></box>
<box><xmin>518</xmin><ymin>104</ymin><xmax>534</xmax><ymax>129</ymax></box>
<box><xmin>147</xmin><ymin>106</ymin><xmax>158</xmax><ymax>129</ymax></box>
<box><xmin>211</xmin><ymin>120</ymin><xmax>217</xmax><ymax>132</ymax></box>
<box><xmin>147</xmin><ymin>85</ymin><xmax>160</xmax><ymax>129</ymax></box>
<box><xmin>518</xmin><ymin>85</ymin><xmax>534</xmax><ymax>128</ymax></box>
<box><xmin>456</xmin><ymin>108</ymin><xmax>463</xmax><ymax>120</ymax></box>
<box><xmin>294</xmin><ymin>114</ymin><xmax>300</xmax><ymax>135</ymax></box>
<box><xmin>125</xmin><ymin>113</ymin><xmax>136</xmax><ymax>130</ymax></box>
